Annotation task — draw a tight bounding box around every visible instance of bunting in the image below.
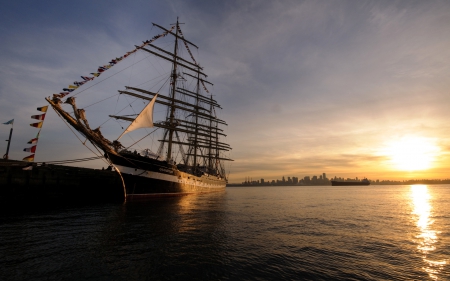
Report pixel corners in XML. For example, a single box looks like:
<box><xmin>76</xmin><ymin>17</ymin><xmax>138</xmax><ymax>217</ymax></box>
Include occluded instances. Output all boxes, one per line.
<box><xmin>23</xmin><ymin>145</ymin><xmax>37</xmax><ymax>153</ymax></box>
<box><xmin>177</xmin><ymin>25</ymin><xmax>207</xmax><ymax>94</ymax></box>
<box><xmin>52</xmin><ymin>25</ymin><xmax>176</xmax><ymax>98</ymax></box>
<box><xmin>31</xmin><ymin>114</ymin><xmax>46</xmax><ymax>120</ymax></box>
<box><xmin>30</xmin><ymin>121</ymin><xmax>43</xmax><ymax>128</ymax></box>
<box><xmin>3</xmin><ymin>119</ymin><xmax>14</xmax><ymax>125</ymax></box>
<box><xmin>24</xmin><ymin>106</ymin><xmax>47</xmax><ymax>162</ymax></box>
<box><xmin>27</xmin><ymin>131</ymin><xmax>40</xmax><ymax>144</ymax></box>
<box><xmin>37</xmin><ymin>106</ymin><xmax>48</xmax><ymax>112</ymax></box>
<box><xmin>177</xmin><ymin>25</ymin><xmax>198</xmax><ymax>65</ymax></box>
<box><xmin>201</xmin><ymin>81</ymin><xmax>210</xmax><ymax>94</ymax></box>
<box><xmin>28</xmin><ymin>137</ymin><xmax>38</xmax><ymax>144</ymax></box>
<box><xmin>23</xmin><ymin>154</ymin><xmax>35</xmax><ymax>162</ymax></box>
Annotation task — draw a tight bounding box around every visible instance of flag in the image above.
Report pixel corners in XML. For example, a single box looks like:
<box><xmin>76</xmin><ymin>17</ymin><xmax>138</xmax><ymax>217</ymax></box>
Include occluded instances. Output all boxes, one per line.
<box><xmin>28</xmin><ymin>137</ymin><xmax>38</xmax><ymax>144</ymax></box>
<box><xmin>31</xmin><ymin>114</ymin><xmax>46</xmax><ymax>120</ymax></box>
<box><xmin>74</xmin><ymin>81</ymin><xmax>86</xmax><ymax>86</ymax></box>
<box><xmin>23</xmin><ymin>154</ymin><xmax>35</xmax><ymax>162</ymax></box>
<box><xmin>62</xmin><ymin>88</ymin><xmax>75</xmax><ymax>92</ymax></box>
<box><xmin>91</xmin><ymin>73</ymin><xmax>101</xmax><ymax>77</ymax></box>
<box><xmin>23</xmin><ymin>145</ymin><xmax>37</xmax><ymax>153</ymax></box>
<box><xmin>68</xmin><ymin>85</ymin><xmax>78</xmax><ymax>89</ymax></box>
<box><xmin>3</xmin><ymin>119</ymin><xmax>14</xmax><ymax>125</ymax></box>
<box><xmin>81</xmin><ymin>76</ymin><xmax>94</xmax><ymax>81</ymax></box>
<box><xmin>37</xmin><ymin>106</ymin><xmax>48</xmax><ymax>112</ymax></box>
<box><xmin>53</xmin><ymin>93</ymin><xmax>67</xmax><ymax>98</ymax></box>
<box><xmin>30</xmin><ymin>121</ymin><xmax>43</xmax><ymax>128</ymax></box>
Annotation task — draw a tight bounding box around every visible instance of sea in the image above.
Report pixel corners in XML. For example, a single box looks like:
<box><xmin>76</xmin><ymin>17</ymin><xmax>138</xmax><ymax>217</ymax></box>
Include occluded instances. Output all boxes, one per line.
<box><xmin>1</xmin><ymin>185</ymin><xmax>449</xmax><ymax>280</ymax></box>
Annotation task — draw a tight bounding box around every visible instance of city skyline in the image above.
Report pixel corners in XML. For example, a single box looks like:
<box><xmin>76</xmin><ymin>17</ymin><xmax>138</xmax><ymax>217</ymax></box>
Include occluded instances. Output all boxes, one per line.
<box><xmin>1</xmin><ymin>1</ymin><xmax>450</xmax><ymax>183</ymax></box>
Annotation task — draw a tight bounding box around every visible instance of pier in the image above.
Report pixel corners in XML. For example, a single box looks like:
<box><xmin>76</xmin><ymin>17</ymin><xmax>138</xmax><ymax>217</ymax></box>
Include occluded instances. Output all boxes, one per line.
<box><xmin>0</xmin><ymin>159</ymin><xmax>124</xmax><ymax>206</ymax></box>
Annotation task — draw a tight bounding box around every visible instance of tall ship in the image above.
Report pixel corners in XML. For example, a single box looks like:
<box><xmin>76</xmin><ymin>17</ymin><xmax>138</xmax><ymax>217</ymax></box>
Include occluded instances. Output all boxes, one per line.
<box><xmin>45</xmin><ymin>19</ymin><xmax>233</xmax><ymax>200</ymax></box>
<box><xmin>330</xmin><ymin>178</ymin><xmax>370</xmax><ymax>186</ymax></box>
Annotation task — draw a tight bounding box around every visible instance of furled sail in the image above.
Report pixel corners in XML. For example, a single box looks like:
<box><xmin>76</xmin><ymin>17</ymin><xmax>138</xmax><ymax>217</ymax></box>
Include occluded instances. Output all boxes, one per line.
<box><xmin>117</xmin><ymin>94</ymin><xmax>158</xmax><ymax>140</ymax></box>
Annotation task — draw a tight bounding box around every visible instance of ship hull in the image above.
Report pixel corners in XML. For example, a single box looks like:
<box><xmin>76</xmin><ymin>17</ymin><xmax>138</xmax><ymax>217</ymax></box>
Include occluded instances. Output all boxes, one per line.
<box><xmin>107</xmin><ymin>153</ymin><xmax>226</xmax><ymax>200</ymax></box>
<box><xmin>331</xmin><ymin>181</ymin><xmax>370</xmax><ymax>186</ymax></box>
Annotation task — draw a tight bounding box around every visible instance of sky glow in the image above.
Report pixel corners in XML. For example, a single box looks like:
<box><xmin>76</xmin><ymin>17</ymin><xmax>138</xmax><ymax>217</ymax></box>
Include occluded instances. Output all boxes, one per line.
<box><xmin>1</xmin><ymin>1</ymin><xmax>450</xmax><ymax>183</ymax></box>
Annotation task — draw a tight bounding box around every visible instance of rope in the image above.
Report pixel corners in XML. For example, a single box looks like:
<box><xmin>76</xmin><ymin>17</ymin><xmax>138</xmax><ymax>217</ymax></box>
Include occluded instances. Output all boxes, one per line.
<box><xmin>52</xmin><ymin>107</ymin><xmax>110</xmax><ymax>166</ymax></box>
<box><xmin>125</xmin><ymin>128</ymin><xmax>160</xmax><ymax>150</ymax></box>
<box><xmin>36</xmin><ymin>156</ymin><xmax>103</xmax><ymax>164</ymax></box>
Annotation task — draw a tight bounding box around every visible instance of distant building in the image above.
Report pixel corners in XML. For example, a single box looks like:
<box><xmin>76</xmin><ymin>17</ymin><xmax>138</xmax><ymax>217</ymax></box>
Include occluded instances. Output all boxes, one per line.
<box><xmin>304</xmin><ymin>176</ymin><xmax>311</xmax><ymax>183</ymax></box>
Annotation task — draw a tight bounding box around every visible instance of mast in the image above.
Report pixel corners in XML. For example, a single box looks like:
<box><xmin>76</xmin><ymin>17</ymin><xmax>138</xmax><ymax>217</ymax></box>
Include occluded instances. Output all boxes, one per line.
<box><xmin>193</xmin><ymin>66</ymin><xmax>201</xmax><ymax>171</ymax></box>
<box><xmin>166</xmin><ymin>18</ymin><xmax>180</xmax><ymax>162</ymax></box>
<box><xmin>3</xmin><ymin>127</ymin><xmax>13</xmax><ymax>160</ymax></box>
<box><xmin>208</xmin><ymin>95</ymin><xmax>213</xmax><ymax>171</ymax></box>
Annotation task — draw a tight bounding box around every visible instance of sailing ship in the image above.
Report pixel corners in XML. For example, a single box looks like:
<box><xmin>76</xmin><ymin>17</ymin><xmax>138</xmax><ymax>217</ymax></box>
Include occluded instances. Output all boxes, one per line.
<box><xmin>45</xmin><ymin>19</ymin><xmax>232</xmax><ymax>199</ymax></box>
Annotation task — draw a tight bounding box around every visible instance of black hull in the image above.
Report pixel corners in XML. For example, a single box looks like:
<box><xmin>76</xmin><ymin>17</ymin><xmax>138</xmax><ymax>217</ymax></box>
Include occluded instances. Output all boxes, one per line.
<box><xmin>331</xmin><ymin>181</ymin><xmax>370</xmax><ymax>186</ymax></box>
<box><xmin>106</xmin><ymin>152</ymin><xmax>226</xmax><ymax>199</ymax></box>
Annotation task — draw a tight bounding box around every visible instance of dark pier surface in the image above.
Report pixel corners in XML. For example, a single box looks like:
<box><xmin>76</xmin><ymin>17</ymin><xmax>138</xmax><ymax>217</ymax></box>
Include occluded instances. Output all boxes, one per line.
<box><xmin>0</xmin><ymin>159</ymin><xmax>124</xmax><ymax>207</ymax></box>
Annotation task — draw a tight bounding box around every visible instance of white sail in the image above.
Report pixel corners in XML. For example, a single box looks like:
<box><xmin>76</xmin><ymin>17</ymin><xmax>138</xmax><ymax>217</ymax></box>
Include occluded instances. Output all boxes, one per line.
<box><xmin>117</xmin><ymin>94</ymin><xmax>158</xmax><ymax>140</ymax></box>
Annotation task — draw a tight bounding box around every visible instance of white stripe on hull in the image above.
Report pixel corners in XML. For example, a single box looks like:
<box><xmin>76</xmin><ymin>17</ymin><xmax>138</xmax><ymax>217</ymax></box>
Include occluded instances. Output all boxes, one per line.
<box><xmin>116</xmin><ymin>165</ymin><xmax>226</xmax><ymax>189</ymax></box>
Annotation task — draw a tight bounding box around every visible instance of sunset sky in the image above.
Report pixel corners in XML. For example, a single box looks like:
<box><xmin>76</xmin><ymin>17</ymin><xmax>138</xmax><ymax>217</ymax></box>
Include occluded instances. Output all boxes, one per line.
<box><xmin>1</xmin><ymin>1</ymin><xmax>449</xmax><ymax>183</ymax></box>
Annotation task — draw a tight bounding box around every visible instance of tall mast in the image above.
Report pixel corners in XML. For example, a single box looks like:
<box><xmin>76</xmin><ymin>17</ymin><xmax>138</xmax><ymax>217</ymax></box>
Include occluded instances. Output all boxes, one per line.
<box><xmin>208</xmin><ymin>95</ymin><xmax>213</xmax><ymax>171</ymax></box>
<box><xmin>193</xmin><ymin>68</ymin><xmax>200</xmax><ymax>171</ymax></box>
<box><xmin>166</xmin><ymin>18</ymin><xmax>180</xmax><ymax>162</ymax></box>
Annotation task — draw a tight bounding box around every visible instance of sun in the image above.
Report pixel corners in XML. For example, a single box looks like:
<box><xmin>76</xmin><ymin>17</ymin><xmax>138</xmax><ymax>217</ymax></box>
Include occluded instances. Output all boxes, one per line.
<box><xmin>384</xmin><ymin>136</ymin><xmax>440</xmax><ymax>171</ymax></box>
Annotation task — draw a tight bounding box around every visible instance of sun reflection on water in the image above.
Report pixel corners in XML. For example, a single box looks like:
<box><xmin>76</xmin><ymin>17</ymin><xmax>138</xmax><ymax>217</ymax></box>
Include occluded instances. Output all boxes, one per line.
<box><xmin>410</xmin><ymin>185</ymin><xmax>446</xmax><ymax>280</ymax></box>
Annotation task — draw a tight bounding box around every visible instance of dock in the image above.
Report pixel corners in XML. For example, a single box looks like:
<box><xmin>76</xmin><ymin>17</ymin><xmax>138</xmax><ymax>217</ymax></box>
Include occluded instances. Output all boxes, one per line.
<box><xmin>0</xmin><ymin>159</ymin><xmax>125</xmax><ymax>207</ymax></box>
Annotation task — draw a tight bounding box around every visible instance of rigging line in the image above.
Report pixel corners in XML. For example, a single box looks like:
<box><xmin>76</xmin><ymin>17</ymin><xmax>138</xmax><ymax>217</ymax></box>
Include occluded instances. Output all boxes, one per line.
<box><xmin>113</xmin><ymin>92</ymin><xmax>121</xmax><ymax>116</ymax></box>
<box><xmin>131</xmin><ymin>71</ymin><xmax>169</xmax><ymax>88</ymax></box>
<box><xmin>98</xmin><ymin>95</ymin><xmax>144</xmax><ymax>128</ymax></box>
<box><xmin>133</xmin><ymin>71</ymin><xmax>170</xmax><ymax>90</ymax></box>
<box><xmin>84</xmin><ymin>93</ymin><xmax>120</xmax><ymax>110</ymax></box>
<box><xmin>37</xmin><ymin>156</ymin><xmax>103</xmax><ymax>164</ymax></box>
<box><xmin>125</xmin><ymin>127</ymin><xmax>160</xmax><ymax>150</ymax></box>
<box><xmin>127</xmin><ymin>48</ymin><xmax>138</xmax><ymax>90</ymax></box>
<box><xmin>71</xmin><ymin>52</ymin><xmax>155</xmax><ymax>98</ymax></box>
<box><xmin>52</xmin><ymin>108</ymin><xmax>110</xmax><ymax>166</ymax></box>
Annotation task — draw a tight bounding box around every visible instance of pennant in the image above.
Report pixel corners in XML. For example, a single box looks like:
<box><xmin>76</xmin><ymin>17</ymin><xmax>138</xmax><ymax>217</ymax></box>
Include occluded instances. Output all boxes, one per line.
<box><xmin>3</xmin><ymin>119</ymin><xmax>14</xmax><ymax>125</ymax></box>
<box><xmin>22</xmin><ymin>166</ymin><xmax>33</xmax><ymax>171</ymax></box>
<box><xmin>91</xmin><ymin>73</ymin><xmax>101</xmax><ymax>77</ymax></box>
<box><xmin>81</xmin><ymin>76</ymin><xmax>94</xmax><ymax>81</ymax></box>
<box><xmin>23</xmin><ymin>154</ymin><xmax>35</xmax><ymax>162</ymax></box>
<box><xmin>37</xmin><ymin>106</ymin><xmax>48</xmax><ymax>112</ymax></box>
<box><xmin>27</xmin><ymin>137</ymin><xmax>38</xmax><ymax>144</ymax></box>
<box><xmin>62</xmin><ymin>88</ymin><xmax>75</xmax><ymax>92</ymax></box>
<box><xmin>30</xmin><ymin>121</ymin><xmax>43</xmax><ymax>128</ymax></box>
<box><xmin>73</xmin><ymin>81</ymin><xmax>86</xmax><ymax>86</ymax></box>
<box><xmin>53</xmin><ymin>93</ymin><xmax>67</xmax><ymax>98</ymax></box>
<box><xmin>23</xmin><ymin>145</ymin><xmax>37</xmax><ymax>153</ymax></box>
<box><xmin>68</xmin><ymin>85</ymin><xmax>78</xmax><ymax>89</ymax></box>
<box><xmin>31</xmin><ymin>114</ymin><xmax>46</xmax><ymax>120</ymax></box>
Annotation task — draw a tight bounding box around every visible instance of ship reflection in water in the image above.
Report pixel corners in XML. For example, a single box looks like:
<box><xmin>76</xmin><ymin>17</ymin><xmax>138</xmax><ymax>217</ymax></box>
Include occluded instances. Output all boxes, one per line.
<box><xmin>410</xmin><ymin>185</ymin><xmax>447</xmax><ymax>280</ymax></box>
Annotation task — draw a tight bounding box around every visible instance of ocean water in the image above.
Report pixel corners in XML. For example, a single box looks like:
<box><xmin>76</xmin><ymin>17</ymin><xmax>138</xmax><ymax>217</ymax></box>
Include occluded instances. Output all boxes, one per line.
<box><xmin>1</xmin><ymin>185</ymin><xmax>449</xmax><ymax>280</ymax></box>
